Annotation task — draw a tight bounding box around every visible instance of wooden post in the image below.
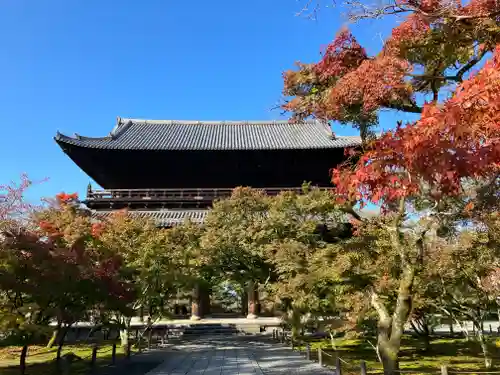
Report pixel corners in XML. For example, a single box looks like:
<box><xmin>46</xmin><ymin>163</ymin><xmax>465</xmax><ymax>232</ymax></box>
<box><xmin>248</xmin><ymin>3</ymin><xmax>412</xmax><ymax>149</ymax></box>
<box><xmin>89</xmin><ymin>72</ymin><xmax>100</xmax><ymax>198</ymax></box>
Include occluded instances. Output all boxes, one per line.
<box><xmin>335</xmin><ymin>357</ymin><xmax>342</xmax><ymax>375</ymax></box>
<box><xmin>360</xmin><ymin>360</ymin><xmax>367</xmax><ymax>375</ymax></box>
<box><xmin>20</xmin><ymin>345</ymin><xmax>28</xmax><ymax>375</ymax></box>
<box><xmin>306</xmin><ymin>343</ymin><xmax>311</xmax><ymax>360</ymax></box>
<box><xmin>490</xmin><ymin>324</ymin><xmax>493</xmax><ymax>334</ymax></box>
<box><xmin>91</xmin><ymin>345</ymin><xmax>98</xmax><ymax>368</ymax></box>
<box><xmin>291</xmin><ymin>337</ymin><xmax>294</xmax><ymax>350</ymax></box>
<box><xmin>318</xmin><ymin>348</ymin><xmax>323</xmax><ymax>366</ymax></box>
<box><xmin>148</xmin><ymin>328</ymin><xmax>152</xmax><ymax>349</ymax></box>
<box><xmin>441</xmin><ymin>365</ymin><xmax>449</xmax><ymax>375</ymax></box>
<box><xmin>272</xmin><ymin>329</ymin><xmax>275</xmax><ymax>340</ymax></box>
<box><xmin>111</xmin><ymin>343</ymin><xmax>116</xmax><ymax>364</ymax></box>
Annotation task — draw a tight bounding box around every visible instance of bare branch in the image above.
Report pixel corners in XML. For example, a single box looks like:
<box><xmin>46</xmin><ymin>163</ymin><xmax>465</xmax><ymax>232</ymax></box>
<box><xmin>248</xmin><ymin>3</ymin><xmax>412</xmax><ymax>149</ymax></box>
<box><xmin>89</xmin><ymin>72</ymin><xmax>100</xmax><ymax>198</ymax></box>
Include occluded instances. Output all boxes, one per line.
<box><xmin>345</xmin><ymin>0</ymin><xmax>500</xmax><ymax>22</ymax></box>
<box><xmin>295</xmin><ymin>0</ymin><xmax>335</xmax><ymax>20</ymax></box>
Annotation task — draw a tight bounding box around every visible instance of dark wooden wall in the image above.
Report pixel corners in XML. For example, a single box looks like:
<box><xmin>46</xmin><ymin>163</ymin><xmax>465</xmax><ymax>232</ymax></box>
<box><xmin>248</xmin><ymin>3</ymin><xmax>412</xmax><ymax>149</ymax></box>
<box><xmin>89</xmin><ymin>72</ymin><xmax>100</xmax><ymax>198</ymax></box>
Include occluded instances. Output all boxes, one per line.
<box><xmin>62</xmin><ymin>145</ymin><xmax>347</xmax><ymax>189</ymax></box>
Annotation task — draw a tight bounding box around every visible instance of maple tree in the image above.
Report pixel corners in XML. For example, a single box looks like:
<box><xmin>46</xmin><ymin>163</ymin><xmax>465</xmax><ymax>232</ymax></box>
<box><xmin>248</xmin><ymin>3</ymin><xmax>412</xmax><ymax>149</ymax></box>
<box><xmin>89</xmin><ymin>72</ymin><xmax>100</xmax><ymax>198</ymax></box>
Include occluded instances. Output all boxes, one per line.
<box><xmin>421</xmin><ymin>212</ymin><xmax>500</xmax><ymax>367</ymax></box>
<box><xmin>262</xmin><ymin>187</ymin><xmax>346</xmax><ymax>337</ymax></box>
<box><xmin>0</xmin><ymin>186</ymin><xmax>133</xmax><ymax>371</ymax></box>
<box><xmin>0</xmin><ymin>176</ymin><xmax>45</xmax><ymax>374</ymax></box>
<box><xmin>282</xmin><ymin>0</ymin><xmax>500</xmax><ymax>372</ymax></box>
<box><xmin>32</xmin><ymin>194</ymin><xmax>134</xmax><ymax>354</ymax></box>
<box><xmin>85</xmin><ymin>208</ymin><xmax>217</xmax><ymax>340</ymax></box>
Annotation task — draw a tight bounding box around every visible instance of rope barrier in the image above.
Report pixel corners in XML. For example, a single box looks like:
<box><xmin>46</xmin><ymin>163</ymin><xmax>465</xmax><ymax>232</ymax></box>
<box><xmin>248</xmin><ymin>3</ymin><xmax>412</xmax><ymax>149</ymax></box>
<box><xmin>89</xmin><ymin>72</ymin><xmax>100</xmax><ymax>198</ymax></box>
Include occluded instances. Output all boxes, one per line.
<box><xmin>320</xmin><ymin>349</ymin><xmax>334</xmax><ymax>357</ymax></box>
<box><xmin>272</xmin><ymin>330</ymin><xmax>500</xmax><ymax>375</ymax></box>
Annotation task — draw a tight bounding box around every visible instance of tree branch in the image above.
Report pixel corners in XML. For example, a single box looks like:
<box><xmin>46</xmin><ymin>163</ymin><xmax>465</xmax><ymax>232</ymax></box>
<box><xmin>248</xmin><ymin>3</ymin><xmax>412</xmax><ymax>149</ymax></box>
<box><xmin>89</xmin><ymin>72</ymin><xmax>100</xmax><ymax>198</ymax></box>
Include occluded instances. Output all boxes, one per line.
<box><xmin>346</xmin><ymin>0</ymin><xmax>500</xmax><ymax>22</ymax></box>
<box><xmin>384</xmin><ymin>101</ymin><xmax>423</xmax><ymax>113</ymax></box>
<box><xmin>371</xmin><ymin>291</ymin><xmax>391</xmax><ymax>322</ymax></box>
<box><xmin>455</xmin><ymin>48</ymin><xmax>490</xmax><ymax>82</ymax></box>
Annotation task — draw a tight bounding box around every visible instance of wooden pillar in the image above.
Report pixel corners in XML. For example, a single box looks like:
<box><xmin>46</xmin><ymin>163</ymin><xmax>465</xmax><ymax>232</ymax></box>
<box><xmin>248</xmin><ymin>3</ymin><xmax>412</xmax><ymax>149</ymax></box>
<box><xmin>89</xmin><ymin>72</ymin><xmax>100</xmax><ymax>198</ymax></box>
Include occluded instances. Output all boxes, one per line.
<box><xmin>241</xmin><ymin>290</ymin><xmax>248</xmax><ymax>316</ymax></box>
<box><xmin>190</xmin><ymin>284</ymin><xmax>201</xmax><ymax>321</ymax></box>
<box><xmin>191</xmin><ymin>283</ymin><xmax>210</xmax><ymax>320</ymax></box>
<box><xmin>201</xmin><ymin>286</ymin><xmax>211</xmax><ymax>317</ymax></box>
<box><xmin>247</xmin><ymin>281</ymin><xmax>259</xmax><ymax>319</ymax></box>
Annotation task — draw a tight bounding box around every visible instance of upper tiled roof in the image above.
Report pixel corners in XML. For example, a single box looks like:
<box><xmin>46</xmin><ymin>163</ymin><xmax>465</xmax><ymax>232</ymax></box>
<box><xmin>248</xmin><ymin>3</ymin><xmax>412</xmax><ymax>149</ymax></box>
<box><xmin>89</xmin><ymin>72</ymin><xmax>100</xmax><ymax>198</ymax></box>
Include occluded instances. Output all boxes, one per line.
<box><xmin>55</xmin><ymin>118</ymin><xmax>362</xmax><ymax>151</ymax></box>
<box><xmin>91</xmin><ymin>209</ymin><xmax>208</xmax><ymax>227</ymax></box>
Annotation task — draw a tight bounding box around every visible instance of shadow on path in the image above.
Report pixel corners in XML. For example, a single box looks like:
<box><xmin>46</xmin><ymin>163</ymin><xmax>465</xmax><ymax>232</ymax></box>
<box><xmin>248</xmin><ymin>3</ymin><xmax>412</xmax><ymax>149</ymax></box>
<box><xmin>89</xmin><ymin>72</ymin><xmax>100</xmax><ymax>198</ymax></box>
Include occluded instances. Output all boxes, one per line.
<box><xmin>142</xmin><ymin>335</ymin><xmax>334</xmax><ymax>375</ymax></box>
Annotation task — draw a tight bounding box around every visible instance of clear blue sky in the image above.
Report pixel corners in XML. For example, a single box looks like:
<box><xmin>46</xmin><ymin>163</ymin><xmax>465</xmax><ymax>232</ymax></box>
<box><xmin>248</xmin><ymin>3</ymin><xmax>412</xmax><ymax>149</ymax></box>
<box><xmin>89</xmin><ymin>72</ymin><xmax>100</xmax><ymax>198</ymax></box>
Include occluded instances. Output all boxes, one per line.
<box><xmin>0</xmin><ymin>0</ymin><xmax>418</xmax><ymax>203</ymax></box>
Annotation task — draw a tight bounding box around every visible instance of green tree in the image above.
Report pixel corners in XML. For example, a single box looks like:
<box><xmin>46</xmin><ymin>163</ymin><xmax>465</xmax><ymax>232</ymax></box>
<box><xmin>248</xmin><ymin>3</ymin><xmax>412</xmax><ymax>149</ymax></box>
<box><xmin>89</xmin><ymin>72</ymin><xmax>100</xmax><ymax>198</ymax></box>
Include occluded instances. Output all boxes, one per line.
<box><xmin>424</xmin><ymin>212</ymin><xmax>500</xmax><ymax>367</ymax></box>
<box><xmin>96</xmin><ymin>210</ymin><xmax>186</xmax><ymax>346</ymax></box>
<box><xmin>262</xmin><ymin>187</ymin><xmax>344</xmax><ymax>337</ymax></box>
<box><xmin>201</xmin><ymin>187</ymin><xmax>273</xmax><ymax>314</ymax></box>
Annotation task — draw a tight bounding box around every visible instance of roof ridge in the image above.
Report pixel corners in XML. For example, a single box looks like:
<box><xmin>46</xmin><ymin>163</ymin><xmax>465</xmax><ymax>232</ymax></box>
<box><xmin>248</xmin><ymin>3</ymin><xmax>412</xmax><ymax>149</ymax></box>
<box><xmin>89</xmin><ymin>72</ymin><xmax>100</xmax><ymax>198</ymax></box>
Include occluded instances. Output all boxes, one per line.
<box><xmin>120</xmin><ymin>118</ymin><xmax>322</xmax><ymax>125</ymax></box>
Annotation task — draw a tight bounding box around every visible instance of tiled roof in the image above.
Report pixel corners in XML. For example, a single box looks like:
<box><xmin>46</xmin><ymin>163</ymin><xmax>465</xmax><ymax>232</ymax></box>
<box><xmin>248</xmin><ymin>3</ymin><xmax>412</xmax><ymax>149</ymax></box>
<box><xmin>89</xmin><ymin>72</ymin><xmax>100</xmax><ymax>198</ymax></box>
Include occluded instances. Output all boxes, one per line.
<box><xmin>55</xmin><ymin>118</ymin><xmax>362</xmax><ymax>151</ymax></box>
<box><xmin>91</xmin><ymin>209</ymin><xmax>208</xmax><ymax>227</ymax></box>
<box><xmin>91</xmin><ymin>208</ymin><xmax>351</xmax><ymax>228</ymax></box>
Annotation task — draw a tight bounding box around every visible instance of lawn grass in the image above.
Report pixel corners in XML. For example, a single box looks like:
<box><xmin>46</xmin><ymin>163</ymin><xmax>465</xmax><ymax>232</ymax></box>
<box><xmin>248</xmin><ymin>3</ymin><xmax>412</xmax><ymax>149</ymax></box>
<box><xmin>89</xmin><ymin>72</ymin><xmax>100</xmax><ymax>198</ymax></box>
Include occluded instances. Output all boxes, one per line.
<box><xmin>0</xmin><ymin>341</ymin><xmax>139</xmax><ymax>375</ymax></box>
<box><xmin>293</xmin><ymin>336</ymin><xmax>500</xmax><ymax>374</ymax></box>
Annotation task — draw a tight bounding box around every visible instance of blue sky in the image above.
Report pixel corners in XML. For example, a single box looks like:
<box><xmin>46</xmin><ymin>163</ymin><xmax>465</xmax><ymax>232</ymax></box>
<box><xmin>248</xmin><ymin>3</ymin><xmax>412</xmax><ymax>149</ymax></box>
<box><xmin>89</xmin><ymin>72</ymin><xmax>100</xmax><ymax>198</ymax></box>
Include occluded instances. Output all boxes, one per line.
<box><xmin>0</xmin><ymin>0</ymin><xmax>419</xmax><ymax>203</ymax></box>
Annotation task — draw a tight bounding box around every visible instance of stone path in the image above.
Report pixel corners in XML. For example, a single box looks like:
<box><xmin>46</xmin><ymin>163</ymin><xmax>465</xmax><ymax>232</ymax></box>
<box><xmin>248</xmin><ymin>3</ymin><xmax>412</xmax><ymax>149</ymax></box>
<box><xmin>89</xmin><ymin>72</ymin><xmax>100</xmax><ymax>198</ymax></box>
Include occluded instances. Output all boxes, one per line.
<box><xmin>144</xmin><ymin>335</ymin><xmax>334</xmax><ymax>375</ymax></box>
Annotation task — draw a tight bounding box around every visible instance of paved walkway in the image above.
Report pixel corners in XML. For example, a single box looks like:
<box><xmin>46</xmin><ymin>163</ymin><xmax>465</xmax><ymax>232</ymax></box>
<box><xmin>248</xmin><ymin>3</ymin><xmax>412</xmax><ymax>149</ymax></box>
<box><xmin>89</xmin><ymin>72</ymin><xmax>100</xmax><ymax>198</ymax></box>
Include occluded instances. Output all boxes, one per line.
<box><xmin>144</xmin><ymin>335</ymin><xmax>334</xmax><ymax>375</ymax></box>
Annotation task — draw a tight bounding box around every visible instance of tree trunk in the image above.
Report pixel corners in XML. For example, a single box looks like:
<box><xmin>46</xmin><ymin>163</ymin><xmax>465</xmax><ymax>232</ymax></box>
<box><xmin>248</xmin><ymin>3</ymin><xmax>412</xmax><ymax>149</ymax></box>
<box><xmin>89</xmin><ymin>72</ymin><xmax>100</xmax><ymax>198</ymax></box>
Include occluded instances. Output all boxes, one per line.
<box><xmin>475</xmin><ymin>321</ymin><xmax>493</xmax><ymax>368</ymax></box>
<box><xmin>329</xmin><ymin>332</ymin><xmax>338</xmax><ymax>351</ymax></box>
<box><xmin>372</xmin><ymin>261</ymin><xmax>415</xmax><ymax>375</ymax></box>
<box><xmin>410</xmin><ymin>319</ymin><xmax>431</xmax><ymax>352</ymax></box>
<box><xmin>455</xmin><ymin>318</ymin><xmax>470</xmax><ymax>341</ymax></box>
<box><xmin>375</xmin><ymin>313</ymin><xmax>401</xmax><ymax>375</ymax></box>
<box><xmin>290</xmin><ymin>309</ymin><xmax>301</xmax><ymax>339</ymax></box>
<box><xmin>120</xmin><ymin>329</ymin><xmax>129</xmax><ymax>347</ymax></box>
<box><xmin>47</xmin><ymin>321</ymin><xmax>62</xmax><ymax>348</ymax></box>
<box><xmin>379</xmin><ymin>340</ymin><xmax>400</xmax><ymax>375</ymax></box>
<box><xmin>19</xmin><ymin>344</ymin><xmax>28</xmax><ymax>375</ymax></box>
<box><xmin>56</xmin><ymin>326</ymin><xmax>69</xmax><ymax>361</ymax></box>
<box><xmin>116</xmin><ymin>315</ymin><xmax>131</xmax><ymax>347</ymax></box>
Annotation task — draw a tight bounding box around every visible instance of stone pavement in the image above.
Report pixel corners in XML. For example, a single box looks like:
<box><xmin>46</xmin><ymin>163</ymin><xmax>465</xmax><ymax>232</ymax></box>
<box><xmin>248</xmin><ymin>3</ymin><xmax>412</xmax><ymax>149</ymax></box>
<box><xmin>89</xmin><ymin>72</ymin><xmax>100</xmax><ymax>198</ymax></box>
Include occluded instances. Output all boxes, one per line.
<box><xmin>144</xmin><ymin>335</ymin><xmax>334</xmax><ymax>375</ymax></box>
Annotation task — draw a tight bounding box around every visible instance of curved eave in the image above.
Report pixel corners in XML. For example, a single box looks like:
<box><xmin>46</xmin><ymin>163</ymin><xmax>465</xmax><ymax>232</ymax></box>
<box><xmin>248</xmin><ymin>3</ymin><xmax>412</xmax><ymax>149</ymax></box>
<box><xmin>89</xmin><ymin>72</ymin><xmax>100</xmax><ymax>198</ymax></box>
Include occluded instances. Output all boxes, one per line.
<box><xmin>55</xmin><ymin>131</ymin><xmax>113</xmax><ymax>148</ymax></box>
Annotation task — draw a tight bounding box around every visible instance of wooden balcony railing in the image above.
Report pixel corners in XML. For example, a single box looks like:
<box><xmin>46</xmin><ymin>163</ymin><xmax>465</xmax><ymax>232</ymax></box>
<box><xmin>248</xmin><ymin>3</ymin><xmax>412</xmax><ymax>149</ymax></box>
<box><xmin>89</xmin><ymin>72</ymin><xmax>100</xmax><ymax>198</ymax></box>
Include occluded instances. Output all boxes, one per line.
<box><xmin>86</xmin><ymin>187</ymin><xmax>332</xmax><ymax>203</ymax></box>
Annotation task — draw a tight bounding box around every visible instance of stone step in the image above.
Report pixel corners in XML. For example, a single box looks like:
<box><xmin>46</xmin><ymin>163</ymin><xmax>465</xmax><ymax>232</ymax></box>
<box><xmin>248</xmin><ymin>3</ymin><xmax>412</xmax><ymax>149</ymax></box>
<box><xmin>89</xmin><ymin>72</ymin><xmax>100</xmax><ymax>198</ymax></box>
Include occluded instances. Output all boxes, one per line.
<box><xmin>181</xmin><ymin>324</ymin><xmax>240</xmax><ymax>337</ymax></box>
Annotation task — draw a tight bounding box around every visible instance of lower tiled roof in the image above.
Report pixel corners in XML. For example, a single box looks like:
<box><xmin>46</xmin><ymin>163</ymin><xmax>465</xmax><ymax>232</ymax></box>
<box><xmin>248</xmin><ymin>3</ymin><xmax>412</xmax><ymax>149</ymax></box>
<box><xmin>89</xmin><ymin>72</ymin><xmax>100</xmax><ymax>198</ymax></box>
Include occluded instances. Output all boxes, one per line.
<box><xmin>55</xmin><ymin>118</ymin><xmax>362</xmax><ymax>151</ymax></box>
<box><xmin>91</xmin><ymin>209</ymin><xmax>208</xmax><ymax>227</ymax></box>
<box><xmin>90</xmin><ymin>208</ymin><xmax>357</xmax><ymax>228</ymax></box>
